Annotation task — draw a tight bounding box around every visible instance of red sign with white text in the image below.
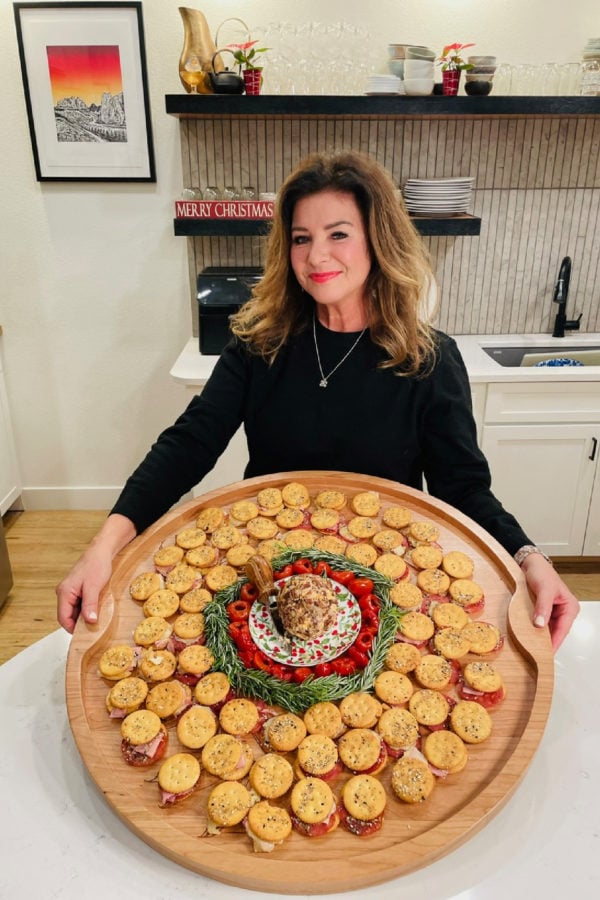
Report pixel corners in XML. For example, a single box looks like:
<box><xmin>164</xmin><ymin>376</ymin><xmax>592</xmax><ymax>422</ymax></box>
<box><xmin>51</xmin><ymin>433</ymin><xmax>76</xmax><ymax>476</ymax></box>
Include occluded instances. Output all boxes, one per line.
<box><xmin>175</xmin><ymin>200</ymin><xmax>274</xmax><ymax>219</ymax></box>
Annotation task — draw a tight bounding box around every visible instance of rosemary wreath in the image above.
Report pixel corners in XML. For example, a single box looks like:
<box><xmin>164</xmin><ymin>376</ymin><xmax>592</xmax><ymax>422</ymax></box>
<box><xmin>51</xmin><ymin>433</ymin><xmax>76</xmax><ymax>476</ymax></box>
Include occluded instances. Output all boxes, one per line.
<box><xmin>203</xmin><ymin>547</ymin><xmax>403</xmax><ymax>714</ymax></box>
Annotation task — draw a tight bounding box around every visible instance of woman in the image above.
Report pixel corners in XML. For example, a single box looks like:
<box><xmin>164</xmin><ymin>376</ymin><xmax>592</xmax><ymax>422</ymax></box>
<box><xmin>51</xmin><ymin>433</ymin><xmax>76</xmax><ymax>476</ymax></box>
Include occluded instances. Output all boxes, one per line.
<box><xmin>57</xmin><ymin>151</ymin><xmax>578</xmax><ymax>649</ymax></box>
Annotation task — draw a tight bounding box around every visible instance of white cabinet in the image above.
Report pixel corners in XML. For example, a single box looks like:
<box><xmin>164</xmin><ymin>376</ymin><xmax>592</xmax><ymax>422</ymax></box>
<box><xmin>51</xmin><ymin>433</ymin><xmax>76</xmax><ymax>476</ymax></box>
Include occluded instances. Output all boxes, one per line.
<box><xmin>584</xmin><ymin>462</ymin><xmax>600</xmax><ymax>555</ymax></box>
<box><xmin>470</xmin><ymin>382</ymin><xmax>487</xmax><ymax>444</ymax></box>
<box><xmin>480</xmin><ymin>382</ymin><xmax>600</xmax><ymax>557</ymax></box>
<box><xmin>0</xmin><ymin>345</ymin><xmax>21</xmax><ymax>514</ymax></box>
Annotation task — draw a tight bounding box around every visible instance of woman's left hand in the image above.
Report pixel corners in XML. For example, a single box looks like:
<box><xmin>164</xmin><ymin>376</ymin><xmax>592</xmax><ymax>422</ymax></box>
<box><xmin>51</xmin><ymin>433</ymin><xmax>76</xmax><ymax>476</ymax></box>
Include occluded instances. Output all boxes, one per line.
<box><xmin>519</xmin><ymin>553</ymin><xmax>580</xmax><ymax>651</ymax></box>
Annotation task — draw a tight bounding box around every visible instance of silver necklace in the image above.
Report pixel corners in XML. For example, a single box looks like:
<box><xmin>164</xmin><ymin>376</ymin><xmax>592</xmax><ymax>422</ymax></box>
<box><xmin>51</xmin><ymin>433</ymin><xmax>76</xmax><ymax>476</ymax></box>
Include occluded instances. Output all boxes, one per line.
<box><xmin>312</xmin><ymin>312</ymin><xmax>367</xmax><ymax>388</ymax></box>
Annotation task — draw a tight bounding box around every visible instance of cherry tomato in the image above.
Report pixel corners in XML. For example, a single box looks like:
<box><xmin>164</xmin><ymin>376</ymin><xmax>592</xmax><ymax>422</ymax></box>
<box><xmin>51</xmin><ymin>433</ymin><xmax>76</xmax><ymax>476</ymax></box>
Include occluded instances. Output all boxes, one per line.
<box><xmin>330</xmin><ymin>570</ymin><xmax>356</xmax><ymax>586</ymax></box>
<box><xmin>292</xmin><ymin>558</ymin><xmax>313</xmax><ymax>575</ymax></box>
<box><xmin>348</xmin><ymin>577</ymin><xmax>375</xmax><ymax>597</ymax></box>
<box><xmin>347</xmin><ymin>645</ymin><xmax>370</xmax><ymax>668</ymax></box>
<box><xmin>253</xmin><ymin>650</ymin><xmax>273</xmax><ymax>672</ymax></box>
<box><xmin>330</xmin><ymin>655</ymin><xmax>357</xmax><ymax>676</ymax></box>
<box><xmin>240</xmin><ymin>582</ymin><xmax>260</xmax><ymax>604</ymax></box>
<box><xmin>226</xmin><ymin>599</ymin><xmax>252</xmax><ymax>621</ymax></box>
<box><xmin>313</xmin><ymin>662</ymin><xmax>333</xmax><ymax>677</ymax></box>
<box><xmin>273</xmin><ymin>564</ymin><xmax>293</xmax><ymax>579</ymax></box>
<box><xmin>292</xmin><ymin>666</ymin><xmax>313</xmax><ymax>683</ymax></box>
<box><xmin>313</xmin><ymin>561</ymin><xmax>333</xmax><ymax>577</ymax></box>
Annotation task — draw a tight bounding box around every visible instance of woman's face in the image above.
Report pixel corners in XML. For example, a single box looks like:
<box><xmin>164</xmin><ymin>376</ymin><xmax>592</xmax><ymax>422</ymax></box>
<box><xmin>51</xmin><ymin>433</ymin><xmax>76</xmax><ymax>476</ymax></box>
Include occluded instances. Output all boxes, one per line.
<box><xmin>290</xmin><ymin>189</ymin><xmax>372</xmax><ymax>319</ymax></box>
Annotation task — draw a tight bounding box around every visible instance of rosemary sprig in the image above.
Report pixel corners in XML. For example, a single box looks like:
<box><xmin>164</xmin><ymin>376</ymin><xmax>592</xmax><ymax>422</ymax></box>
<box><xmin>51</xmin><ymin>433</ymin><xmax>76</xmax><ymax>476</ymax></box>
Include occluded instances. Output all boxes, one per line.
<box><xmin>203</xmin><ymin>548</ymin><xmax>404</xmax><ymax>712</ymax></box>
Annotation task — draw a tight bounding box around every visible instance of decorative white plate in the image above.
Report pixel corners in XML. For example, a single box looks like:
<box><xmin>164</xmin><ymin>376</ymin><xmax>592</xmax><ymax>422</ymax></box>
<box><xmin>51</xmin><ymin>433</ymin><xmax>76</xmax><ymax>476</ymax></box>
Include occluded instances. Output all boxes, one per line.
<box><xmin>248</xmin><ymin>576</ymin><xmax>362</xmax><ymax>666</ymax></box>
<box><xmin>404</xmin><ymin>177</ymin><xmax>474</xmax><ymax>185</ymax></box>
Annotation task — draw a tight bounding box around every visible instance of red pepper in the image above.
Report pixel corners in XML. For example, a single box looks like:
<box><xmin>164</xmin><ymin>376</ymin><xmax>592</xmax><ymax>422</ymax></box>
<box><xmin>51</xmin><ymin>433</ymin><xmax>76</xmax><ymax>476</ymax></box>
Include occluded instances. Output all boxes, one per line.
<box><xmin>355</xmin><ymin>631</ymin><xmax>374</xmax><ymax>653</ymax></box>
<box><xmin>226</xmin><ymin>599</ymin><xmax>252</xmax><ymax>621</ymax></box>
<box><xmin>313</xmin><ymin>662</ymin><xmax>333</xmax><ymax>677</ymax></box>
<box><xmin>360</xmin><ymin>610</ymin><xmax>380</xmax><ymax>634</ymax></box>
<box><xmin>358</xmin><ymin>593</ymin><xmax>380</xmax><ymax>612</ymax></box>
<box><xmin>292</xmin><ymin>666</ymin><xmax>313</xmax><ymax>683</ymax></box>
<box><xmin>273</xmin><ymin>564</ymin><xmax>293</xmax><ymax>579</ymax></box>
<box><xmin>240</xmin><ymin>582</ymin><xmax>260</xmax><ymax>604</ymax></box>
<box><xmin>330</xmin><ymin>655</ymin><xmax>357</xmax><ymax>676</ymax></box>
<box><xmin>253</xmin><ymin>650</ymin><xmax>273</xmax><ymax>672</ymax></box>
<box><xmin>228</xmin><ymin>620</ymin><xmax>248</xmax><ymax>643</ymax></box>
<box><xmin>313</xmin><ymin>561</ymin><xmax>333</xmax><ymax>577</ymax></box>
<box><xmin>347</xmin><ymin>645</ymin><xmax>370</xmax><ymax>668</ymax></box>
<box><xmin>347</xmin><ymin>576</ymin><xmax>375</xmax><ymax>597</ymax></box>
<box><xmin>330</xmin><ymin>569</ymin><xmax>356</xmax><ymax>586</ymax></box>
<box><xmin>292</xmin><ymin>558</ymin><xmax>314</xmax><ymax>575</ymax></box>
<box><xmin>270</xmin><ymin>663</ymin><xmax>294</xmax><ymax>682</ymax></box>
<box><xmin>228</xmin><ymin>621</ymin><xmax>255</xmax><ymax>652</ymax></box>
<box><xmin>238</xmin><ymin>648</ymin><xmax>256</xmax><ymax>668</ymax></box>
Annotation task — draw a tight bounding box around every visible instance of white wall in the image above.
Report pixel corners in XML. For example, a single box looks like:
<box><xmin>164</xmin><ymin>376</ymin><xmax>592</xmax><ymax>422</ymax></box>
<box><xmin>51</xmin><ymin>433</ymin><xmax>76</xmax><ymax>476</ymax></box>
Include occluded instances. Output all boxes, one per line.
<box><xmin>1</xmin><ymin>0</ymin><xmax>598</xmax><ymax>510</ymax></box>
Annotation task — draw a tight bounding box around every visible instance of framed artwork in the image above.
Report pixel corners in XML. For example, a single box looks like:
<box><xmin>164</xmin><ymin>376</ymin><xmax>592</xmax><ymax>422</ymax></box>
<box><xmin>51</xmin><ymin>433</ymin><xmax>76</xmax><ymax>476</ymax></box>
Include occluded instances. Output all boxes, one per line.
<box><xmin>13</xmin><ymin>2</ymin><xmax>156</xmax><ymax>182</ymax></box>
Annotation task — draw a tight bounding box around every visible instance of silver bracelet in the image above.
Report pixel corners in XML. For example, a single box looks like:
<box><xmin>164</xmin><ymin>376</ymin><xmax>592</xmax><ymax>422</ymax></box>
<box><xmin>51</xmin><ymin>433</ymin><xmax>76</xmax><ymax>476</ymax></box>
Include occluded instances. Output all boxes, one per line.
<box><xmin>514</xmin><ymin>544</ymin><xmax>553</xmax><ymax>567</ymax></box>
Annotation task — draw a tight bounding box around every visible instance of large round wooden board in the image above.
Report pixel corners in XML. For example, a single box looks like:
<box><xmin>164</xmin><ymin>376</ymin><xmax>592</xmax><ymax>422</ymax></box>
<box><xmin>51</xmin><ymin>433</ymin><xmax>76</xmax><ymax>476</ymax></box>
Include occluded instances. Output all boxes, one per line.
<box><xmin>66</xmin><ymin>471</ymin><xmax>553</xmax><ymax>894</ymax></box>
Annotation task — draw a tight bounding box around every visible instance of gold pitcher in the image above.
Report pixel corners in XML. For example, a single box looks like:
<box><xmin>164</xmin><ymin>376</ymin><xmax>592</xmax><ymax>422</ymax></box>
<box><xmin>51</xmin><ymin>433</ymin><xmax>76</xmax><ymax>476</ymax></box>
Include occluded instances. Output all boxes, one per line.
<box><xmin>178</xmin><ymin>7</ymin><xmax>222</xmax><ymax>94</ymax></box>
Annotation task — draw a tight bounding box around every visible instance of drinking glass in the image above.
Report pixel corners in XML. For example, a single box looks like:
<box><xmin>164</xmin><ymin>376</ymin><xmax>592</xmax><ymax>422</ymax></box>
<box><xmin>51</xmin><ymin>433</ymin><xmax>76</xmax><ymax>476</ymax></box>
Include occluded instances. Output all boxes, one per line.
<box><xmin>493</xmin><ymin>63</ymin><xmax>513</xmax><ymax>95</ymax></box>
<box><xmin>203</xmin><ymin>185</ymin><xmax>220</xmax><ymax>201</ymax></box>
<box><xmin>557</xmin><ymin>62</ymin><xmax>582</xmax><ymax>95</ymax></box>
<box><xmin>181</xmin><ymin>186</ymin><xmax>202</xmax><ymax>200</ymax></box>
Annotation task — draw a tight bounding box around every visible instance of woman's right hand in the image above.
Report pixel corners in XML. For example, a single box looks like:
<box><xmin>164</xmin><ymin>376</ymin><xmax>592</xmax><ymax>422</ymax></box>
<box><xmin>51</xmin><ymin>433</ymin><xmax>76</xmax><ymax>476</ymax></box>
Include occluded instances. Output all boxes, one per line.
<box><xmin>56</xmin><ymin>513</ymin><xmax>137</xmax><ymax>634</ymax></box>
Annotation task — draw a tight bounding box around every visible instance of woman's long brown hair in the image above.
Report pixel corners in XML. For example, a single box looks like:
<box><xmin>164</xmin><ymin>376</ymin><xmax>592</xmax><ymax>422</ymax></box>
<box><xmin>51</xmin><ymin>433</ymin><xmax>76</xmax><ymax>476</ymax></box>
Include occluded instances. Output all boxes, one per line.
<box><xmin>230</xmin><ymin>150</ymin><xmax>438</xmax><ymax>376</ymax></box>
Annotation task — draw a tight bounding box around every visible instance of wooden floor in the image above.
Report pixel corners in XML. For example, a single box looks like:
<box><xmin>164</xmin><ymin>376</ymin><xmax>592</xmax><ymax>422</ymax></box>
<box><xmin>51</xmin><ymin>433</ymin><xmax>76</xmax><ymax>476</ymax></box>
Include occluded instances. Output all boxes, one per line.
<box><xmin>1</xmin><ymin>510</ymin><xmax>599</xmax><ymax>667</ymax></box>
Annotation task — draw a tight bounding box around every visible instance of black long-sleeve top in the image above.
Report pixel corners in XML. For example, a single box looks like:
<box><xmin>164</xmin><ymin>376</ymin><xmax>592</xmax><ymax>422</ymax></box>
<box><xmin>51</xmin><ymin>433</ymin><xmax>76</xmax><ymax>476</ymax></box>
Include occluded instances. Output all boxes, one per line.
<box><xmin>112</xmin><ymin>322</ymin><xmax>531</xmax><ymax>555</ymax></box>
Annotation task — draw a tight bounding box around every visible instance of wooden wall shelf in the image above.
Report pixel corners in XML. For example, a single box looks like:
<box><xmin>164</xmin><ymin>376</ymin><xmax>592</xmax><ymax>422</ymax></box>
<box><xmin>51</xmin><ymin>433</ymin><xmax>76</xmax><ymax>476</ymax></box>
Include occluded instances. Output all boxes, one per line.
<box><xmin>173</xmin><ymin>215</ymin><xmax>482</xmax><ymax>238</ymax></box>
<box><xmin>166</xmin><ymin>94</ymin><xmax>600</xmax><ymax>119</ymax></box>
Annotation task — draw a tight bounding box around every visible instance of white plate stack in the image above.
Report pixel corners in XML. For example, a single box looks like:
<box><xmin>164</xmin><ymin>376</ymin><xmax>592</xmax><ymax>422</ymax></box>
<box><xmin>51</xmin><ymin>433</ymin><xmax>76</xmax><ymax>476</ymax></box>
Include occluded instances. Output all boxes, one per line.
<box><xmin>582</xmin><ymin>37</ymin><xmax>600</xmax><ymax>60</ymax></box>
<box><xmin>402</xmin><ymin>176</ymin><xmax>474</xmax><ymax>216</ymax></box>
<box><xmin>364</xmin><ymin>74</ymin><xmax>402</xmax><ymax>95</ymax></box>
<box><xmin>581</xmin><ymin>38</ymin><xmax>600</xmax><ymax>96</ymax></box>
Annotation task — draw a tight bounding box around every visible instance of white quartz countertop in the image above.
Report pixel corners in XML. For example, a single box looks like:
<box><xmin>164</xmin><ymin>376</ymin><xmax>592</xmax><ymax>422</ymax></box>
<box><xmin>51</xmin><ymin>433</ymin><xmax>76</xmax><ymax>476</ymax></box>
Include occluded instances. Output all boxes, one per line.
<box><xmin>455</xmin><ymin>333</ymin><xmax>600</xmax><ymax>383</ymax></box>
<box><xmin>171</xmin><ymin>334</ymin><xmax>600</xmax><ymax>386</ymax></box>
<box><xmin>2</xmin><ymin>608</ymin><xmax>599</xmax><ymax>900</ymax></box>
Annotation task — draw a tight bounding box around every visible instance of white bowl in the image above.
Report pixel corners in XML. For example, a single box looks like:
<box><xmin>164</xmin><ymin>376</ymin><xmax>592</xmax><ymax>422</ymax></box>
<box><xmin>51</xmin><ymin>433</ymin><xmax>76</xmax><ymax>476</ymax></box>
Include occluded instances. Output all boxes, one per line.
<box><xmin>387</xmin><ymin>44</ymin><xmax>406</xmax><ymax>59</ymax></box>
<box><xmin>404</xmin><ymin>60</ymin><xmax>435</xmax><ymax>78</ymax></box>
<box><xmin>405</xmin><ymin>45</ymin><xmax>436</xmax><ymax>61</ymax></box>
<box><xmin>468</xmin><ymin>55</ymin><xmax>497</xmax><ymax>66</ymax></box>
<box><xmin>466</xmin><ymin>72</ymin><xmax>494</xmax><ymax>82</ymax></box>
<box><xmin>470</xmin><ymin>65</ymin><xmax>496</xmax><ymax>75</ymax></box>
<box><xmin>403</xmin><ymin>78</ymin><xmax>434</xmax><ymax>96</ymax></box>
<box><xmin>388</xmin><ymin>59</ymin><xmax>405</xmax><ymax>78</ymax></box>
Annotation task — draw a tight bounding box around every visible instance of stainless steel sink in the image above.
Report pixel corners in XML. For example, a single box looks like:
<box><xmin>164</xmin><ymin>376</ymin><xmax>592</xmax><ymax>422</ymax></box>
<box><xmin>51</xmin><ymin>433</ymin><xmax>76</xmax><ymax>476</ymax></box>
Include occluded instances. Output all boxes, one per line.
<box><xmin>481</xmin><ymin>344</ymin><xmax>600</xmax><ymax>367</ymax></box>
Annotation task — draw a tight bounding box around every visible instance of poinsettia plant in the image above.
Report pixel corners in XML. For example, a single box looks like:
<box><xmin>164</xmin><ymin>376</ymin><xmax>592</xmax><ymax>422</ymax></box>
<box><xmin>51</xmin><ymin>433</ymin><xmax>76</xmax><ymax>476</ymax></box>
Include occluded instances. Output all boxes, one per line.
<box><xmin>438</xmin><ymin>42</ymin><xmax>475</xmax><ymax>72</ymax></box>
<box><xmin>227</xmin><ymin>39</ymin><xmax>269</xmax><ymax>71</ymax></box>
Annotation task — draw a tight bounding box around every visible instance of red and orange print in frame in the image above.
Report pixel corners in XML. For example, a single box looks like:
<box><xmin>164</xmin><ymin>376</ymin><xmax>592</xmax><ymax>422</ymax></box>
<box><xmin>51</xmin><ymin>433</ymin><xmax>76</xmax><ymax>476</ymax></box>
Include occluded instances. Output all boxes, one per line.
<box><xmin>46</xmin><ymin>44</ymin><xmax>126</xmax><ymax>143</ymax></box>
<box><xmin>14</xmin><ymin>3</ymin><xmax>155</xmax><ymax>182</ymax></box>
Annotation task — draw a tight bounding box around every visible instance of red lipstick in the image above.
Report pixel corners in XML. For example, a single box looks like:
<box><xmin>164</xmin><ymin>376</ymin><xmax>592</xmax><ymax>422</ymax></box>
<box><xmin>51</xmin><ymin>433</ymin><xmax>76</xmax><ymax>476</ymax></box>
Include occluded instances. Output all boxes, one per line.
<box><xmin>309</xmin><ymin>271</ymin><xmax>340</xmax><ymax>284</ymax></box>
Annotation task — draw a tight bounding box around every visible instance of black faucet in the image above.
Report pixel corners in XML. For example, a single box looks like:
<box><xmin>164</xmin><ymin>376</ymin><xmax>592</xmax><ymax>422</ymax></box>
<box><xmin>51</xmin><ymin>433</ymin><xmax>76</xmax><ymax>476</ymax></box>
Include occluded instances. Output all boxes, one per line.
<box><xmin>552</xmin><ymin>255</ymin><xmax>582</xmax><ymax>338</ymax></box>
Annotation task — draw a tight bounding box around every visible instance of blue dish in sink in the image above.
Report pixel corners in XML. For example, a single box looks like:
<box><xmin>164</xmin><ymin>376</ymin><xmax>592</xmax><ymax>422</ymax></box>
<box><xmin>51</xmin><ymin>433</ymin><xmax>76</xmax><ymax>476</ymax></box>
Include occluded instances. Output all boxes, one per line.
<box><xmin>534</xmin><ymin>358</ymin><xmax>584</xmax><ymax>367</ymax></box>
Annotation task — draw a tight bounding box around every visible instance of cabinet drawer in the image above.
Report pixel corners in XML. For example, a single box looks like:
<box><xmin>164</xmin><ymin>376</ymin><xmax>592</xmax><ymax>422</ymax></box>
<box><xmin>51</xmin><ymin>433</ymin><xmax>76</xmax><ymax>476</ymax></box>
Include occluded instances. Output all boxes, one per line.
<box><xmin>484</xmin><ymin>382</ymin><xmax>600</xmax><ymax>424</ymax></box>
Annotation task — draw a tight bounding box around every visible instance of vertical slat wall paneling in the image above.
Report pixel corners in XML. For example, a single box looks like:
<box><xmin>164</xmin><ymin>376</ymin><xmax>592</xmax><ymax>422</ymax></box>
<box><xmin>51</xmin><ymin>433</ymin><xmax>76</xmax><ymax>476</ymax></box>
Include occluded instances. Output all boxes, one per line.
<box><xmin>178</xmin><ymin>113</ymin><xmax>600</xmax><ymax>336</ymax></box>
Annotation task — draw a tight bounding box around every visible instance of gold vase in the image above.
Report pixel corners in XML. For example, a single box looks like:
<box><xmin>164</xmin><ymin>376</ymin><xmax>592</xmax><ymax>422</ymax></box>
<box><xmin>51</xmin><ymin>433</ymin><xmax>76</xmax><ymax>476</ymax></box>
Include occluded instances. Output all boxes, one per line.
<box><xmin>178</xmin><ymin>7</ymin><xmax>222</xmax><ymax>94</ymax></box>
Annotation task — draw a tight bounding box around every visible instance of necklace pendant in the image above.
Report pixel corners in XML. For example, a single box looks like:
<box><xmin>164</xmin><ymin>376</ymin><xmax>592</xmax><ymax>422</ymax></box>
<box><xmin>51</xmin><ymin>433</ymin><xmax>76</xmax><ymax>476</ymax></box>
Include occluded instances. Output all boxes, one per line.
<box><xmin>319</xmin><ymin>378</ymin><xmax>328</xmax><ymax>388</ymax></box>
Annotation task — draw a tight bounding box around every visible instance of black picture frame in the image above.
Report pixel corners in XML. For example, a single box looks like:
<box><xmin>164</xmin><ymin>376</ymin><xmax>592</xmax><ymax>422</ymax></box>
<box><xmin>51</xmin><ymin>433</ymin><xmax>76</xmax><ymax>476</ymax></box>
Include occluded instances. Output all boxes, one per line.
<box><xmin>13</xmin><ymin>2</ymin><xmax>156</xmax><ymax>182</ymax></box>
